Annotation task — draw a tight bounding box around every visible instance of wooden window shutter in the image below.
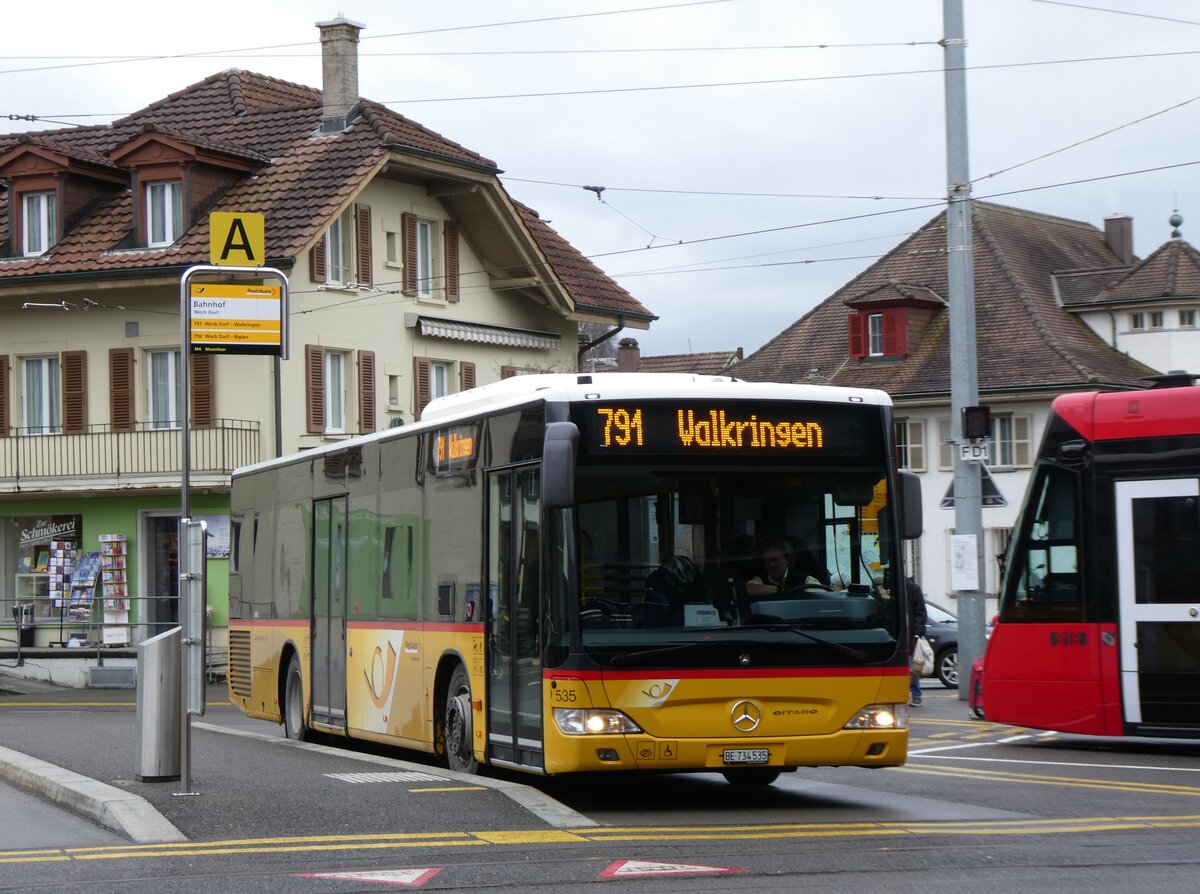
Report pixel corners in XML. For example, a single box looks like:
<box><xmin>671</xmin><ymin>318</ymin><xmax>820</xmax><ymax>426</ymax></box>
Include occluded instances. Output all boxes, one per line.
<box><xmin>401</xmin><ymin>212</ymin><xmax>418</xmax><ymax>296</ymax></box>
<box><xmin>0</xmin><ymin>355</ymin><xmax>9</xmax><ymax>437</ymax></box>
<box><xmin>938</xmin><ymin>417</ymin><xmax>953</xmax><ymax>471</ymax></box>
<box><xmin>847</xmin><ymin>314</ymin><xmax>866</xmax><ymax>358</ymax></box>
<box><xmin>109</xmin><ymin>348</ymin><xmax>135</xmax><ymax>432</ymax></box>
<box><xmin>908</xmin><ymin>420</ymin><xmax>926</xmax><ymax>473</ymax></box>
<box><xmin>883</xmin><ymin>309</ymin><xmax>907</xmax><ymax>356</ymax></box>
<box><xmin>444</xmin><ymin>221</ymin><xmax>460</xmax><ymax>303</ymax></box>
<box><xmin>1014</xmin><ymin>415</ymin><xmax>1032</xmax><ymax>467</ymax></box>
<box><xmin>358</xmin><ymin>350</ymin><xmax>376</xmax><ymax>434</ymax></box>
<box><xmin>309</xmin><ymin>237</ymin><xmax>326</xmax><ymax>283</ymax></box>
<box><xmin>459</xmin><ymin>360</ymin><xmax>476</xmax><ymax>392</ymax></box>
<box><xmin>61</xmin><ymin>350</ymin><xmax>88</xmax><ymax>434</ymax></box>
<box><xmin>306</xmin><ymin>344</ymin><xmax>325</xmax><ymax>434</ymax></box>
<box><xmin>355</xmin><ymin>203</ymin><xmax>372</xmax><ymax>287</ymax></box>
<box><xmin>413</xmin><ymin>357</ymin><xmax>431</xmax><ymax>421</ymax></box>
<box><xmin>500</xmin><ymin>365</ymin><xmax>518</xmax><ymax>380</ymax></box>
<box><xmin>190</xmin><ymin>353</ymin><xmax>215</xmax><ymax>429</ymax></box>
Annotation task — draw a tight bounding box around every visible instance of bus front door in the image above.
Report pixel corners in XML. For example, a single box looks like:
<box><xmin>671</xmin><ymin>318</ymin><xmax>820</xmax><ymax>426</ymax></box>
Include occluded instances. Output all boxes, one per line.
<box><xmin>1115</xmin><ymin>479</ymin><xmax>1200</xmax><ymax>733</ymax></box>
<box><xmin>485</xmin><ymin>466</ymin><xmax>544</xmax><ymax>771</ymax></box>
<box><xmin>311</xmin><ymin>495</ymin><xmax>349</xmax><ymax>732</ymax></box>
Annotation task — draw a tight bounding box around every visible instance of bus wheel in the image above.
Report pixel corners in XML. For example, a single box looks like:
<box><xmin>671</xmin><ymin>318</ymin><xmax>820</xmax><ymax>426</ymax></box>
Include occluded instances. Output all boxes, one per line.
<box><xmin>722</xmin><ymin>768</ymin><xmax>781</xmax><ymax>787</ymax></box>
<box><xmin>284</xmin><ymin>654</ymin><xmax>310</xmax><ymax>741</ymax></box>
<box><xmin>444</xmin><ymin>665</ymin><xmax>478</xmax><ymax>774</ymax></box>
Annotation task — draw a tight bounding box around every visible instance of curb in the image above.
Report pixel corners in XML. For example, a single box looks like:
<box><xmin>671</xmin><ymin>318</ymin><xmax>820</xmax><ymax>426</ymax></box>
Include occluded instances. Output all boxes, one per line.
<box><xmin>0</xmin><ymin>744</ymin><xmax>186</xmax><ymax>844</ymax></box>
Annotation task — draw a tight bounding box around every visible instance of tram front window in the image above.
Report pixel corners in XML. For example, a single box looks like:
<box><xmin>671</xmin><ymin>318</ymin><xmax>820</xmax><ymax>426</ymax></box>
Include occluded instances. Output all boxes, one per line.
<box><xmin>573</xmin><ymin>467</ymin><xmax>900</xmax><ymax>668</ymax></box>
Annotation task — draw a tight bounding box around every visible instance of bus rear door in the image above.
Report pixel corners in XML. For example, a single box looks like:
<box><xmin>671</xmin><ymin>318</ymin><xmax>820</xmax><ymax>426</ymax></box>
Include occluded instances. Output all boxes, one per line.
<box><xmin>1115</xmin><ymin>478</ymin><xmax>1200</xmax><ymax>734</ymax></box>
<box><xmin>311</xmin><ymin>495</ymin><xmax>349</xmax><ymax>732</ymax></box>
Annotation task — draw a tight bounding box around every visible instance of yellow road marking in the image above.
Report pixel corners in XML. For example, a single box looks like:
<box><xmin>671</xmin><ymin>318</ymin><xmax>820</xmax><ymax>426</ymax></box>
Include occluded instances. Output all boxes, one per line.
<box><xmin>3</xmin><ymin>817</ymin><xmax>1200</xmax><ymax>865</ymax></box>
<box><xmin>897</xmin><ymin>764</ymin><xmax>1200</xmax><ymax>796</ymax></box>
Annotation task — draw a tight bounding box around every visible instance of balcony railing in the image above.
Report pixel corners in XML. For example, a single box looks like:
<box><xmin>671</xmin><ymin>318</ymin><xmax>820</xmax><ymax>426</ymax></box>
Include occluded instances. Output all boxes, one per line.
<box><xmin>0</xmin><ymin>419</ymin><xmax>260</xmax><ymax>492</ymax></box>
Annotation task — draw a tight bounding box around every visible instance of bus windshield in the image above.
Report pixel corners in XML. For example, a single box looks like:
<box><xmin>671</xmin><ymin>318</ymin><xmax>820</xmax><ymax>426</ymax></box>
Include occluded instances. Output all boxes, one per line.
<box><xmin>571</xmin><ymin>464</ymin><xmax>900</xmax><ymax>667</ymax></box>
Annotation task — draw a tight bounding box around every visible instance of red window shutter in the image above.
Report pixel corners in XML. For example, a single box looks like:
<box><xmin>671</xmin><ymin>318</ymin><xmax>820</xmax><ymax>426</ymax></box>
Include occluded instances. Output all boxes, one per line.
<box><xmin>459</xmin><ymin>360</ymin><xmax>476</xmax><ymax>392</ymax></box>
<box><xmin>109</xmin><ymin>348</ymin><xmax>135</xmax><ymax>432</ymax></box>
<box><xmin>883</xmin><ymin>309</ymin><xmax>908</xmax><ymax>356</ymax></box>
<box><xmin>848</xmin><ymin>314</ymin><xmax>866</xmax><ymax>358</ymax></box>
<box><xmin>0</xmin><ymin>354</ymin><xmax>9</xmax><ymax>436</ymax></box>
<box><xmin>306</xmin><ymin>344</ymin><xmax>325</xmax><ymax>434</ymax></box>
<box><xmin>444</xmin><ymin>221</ymin><xmax>460</xmax><ymax>303</ymax></box>
<box><xmin>358</xmin><ymin>350</ymin><xmax>376</xmax><ymax>434</ymax></box>
<box><xmin>310</xmin><ymin>238</ymin><xmax>326</xmax><ymax>283</ymax></box>
<box><xmin>62</xmin><ymin>350</ymin><xmax>88</xmax><ymax>434</ymax></box>
<box><xmin>413</xmin><ymin>357</ymin><xmax>431</xmax><ymax>421</ymax></box>
<box><xmin>401</xmin><ymin>212</ymin><xmax>417</xmax><ymax>297</ymax></box>
<box><xmin>191</xmin><ymin>353</ymin><xmax>214</xmax><ymax>428</ymax></box>
<box><xmin>355</xmin><ymin>203</ymin><xmax>372</xmax><ymax>287</ymax></box>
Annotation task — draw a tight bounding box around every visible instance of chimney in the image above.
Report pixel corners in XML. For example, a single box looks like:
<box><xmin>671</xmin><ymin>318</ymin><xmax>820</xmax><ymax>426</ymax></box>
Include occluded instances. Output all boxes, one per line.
<box><xmin>316</xmin><ymin>16</ymin><xmax>365</xmax><ymax>133</ymax></box>
<box><xmin>617</xmin><ymin>338</ymin><xmax>641</xmax><ymax>373</ymax></box>
<box><xmin>1104</xmin><ymin>214</ymin><xmax>1134</xmax><ymax>265</ymax></box>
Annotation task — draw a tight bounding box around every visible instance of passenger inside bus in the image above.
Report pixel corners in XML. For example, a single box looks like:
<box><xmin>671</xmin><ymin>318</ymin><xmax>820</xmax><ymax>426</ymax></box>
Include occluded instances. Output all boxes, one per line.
<box><xmin>641</xmin><ymin>555</ymin><xmax>698</xmax><ymax>626</ymax></box>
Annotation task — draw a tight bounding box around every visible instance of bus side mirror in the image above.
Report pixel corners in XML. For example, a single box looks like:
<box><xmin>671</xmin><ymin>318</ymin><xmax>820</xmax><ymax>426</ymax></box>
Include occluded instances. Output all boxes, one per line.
<box><xmin>900</xmin><ymin>470</ymin><xmax>923</xmax><ymax>540</ymax></box>
<box><xmin>543</xmin><ymin>421</ymin><xmax>578</xmax><ymax>509</ymax></box>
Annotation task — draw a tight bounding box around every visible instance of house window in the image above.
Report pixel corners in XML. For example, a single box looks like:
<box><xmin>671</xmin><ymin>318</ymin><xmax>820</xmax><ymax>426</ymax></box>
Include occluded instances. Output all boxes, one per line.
<box><xmin>895</xmin><ymin>418</ymin><xmax>926</xmax><ymax>472</ymax></box>
<box><xmin>402</xmin><ymin>213</ymin><xmax>459</xmax><ymax>302</ymax></box>
<box><xmin>23</xmin><ymin>356</ymin><xmax>61</xmax><ymax>435</ymax></box>
<box><xmin>988</xmin><ymin>414</ymin><xmax>1032</xmax><ymax>468</ymax></box>
<box><xmin>326</xmin><ymin>212</ymin><xmax>351</xmax><ymax>285</ymax></box>
<box><xmin>413</xmin><ymin>358</ymin><xmax>475</xmax><ymax>421</ymax></box>
<box><xmin>324</xmin><ymin>350</ymin><xmax>347</xmax><ymax>433</ymax></box>
<box><xmin>1129</xmin><ymin>312</ymin><xmax>1145</xmax><ymax>331</ymax></box>
<box><xmin>22</xmin><ymin>192</ymin><xmax>57</xmax><ymax>257</ymax></box>
<box><xmin>147</xmin><ymin>349</ymin><xmax>181</xmax><ymax>430</ymax></box>
<box><xmin>146</xmin><ymin>181</ymin><xmax>183</xmax><ymax>247</ymax></box>
<box><xmin>1149</xmin><ymin>311</ymin><xmax>1164</xmax><ymax>329</ymax></box>
<box><xmin>430</xmin><ymin>360</ymin><xmax>449</xmax><ymax>401</ymax></box>
<box><xmin>867</xmin><ymin>314</ymin><xmax>885</xmax><ymax>357</ymax></box>
<box><xmin>1180</xmin><ymin>309</ymin><xmax>1196</xmax><ymax>328</ymax></box>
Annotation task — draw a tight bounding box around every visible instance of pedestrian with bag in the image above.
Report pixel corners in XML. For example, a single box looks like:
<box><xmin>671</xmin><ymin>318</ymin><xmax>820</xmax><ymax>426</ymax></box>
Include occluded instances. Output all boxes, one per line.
<box><xmin>906</xmin><ymin>574</ymin><xmax>929</xmax><ymax>706</ymax></box>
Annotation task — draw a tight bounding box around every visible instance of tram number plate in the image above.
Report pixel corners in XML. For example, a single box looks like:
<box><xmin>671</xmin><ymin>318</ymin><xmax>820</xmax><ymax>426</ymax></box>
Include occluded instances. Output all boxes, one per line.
<box><xmin>723</xmin><ymin>748</ymin><xmax>769</xmax><ymax>765</ymax></box>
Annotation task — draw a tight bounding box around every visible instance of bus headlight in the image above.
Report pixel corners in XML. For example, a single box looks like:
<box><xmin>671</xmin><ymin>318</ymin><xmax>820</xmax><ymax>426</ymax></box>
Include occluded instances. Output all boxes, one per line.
<box><xmin>844</xmin><ymin>704</ymin><xmax>908</xmax><ymax>730</ymax></box>
<box><xmin>553</xmin><ymin>708</ymin><xmax>643</xmax><ymax>736</ymax></box>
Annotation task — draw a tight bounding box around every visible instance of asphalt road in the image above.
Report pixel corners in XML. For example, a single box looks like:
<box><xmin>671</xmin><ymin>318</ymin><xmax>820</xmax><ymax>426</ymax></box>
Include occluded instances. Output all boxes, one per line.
<box><xmin>2</xmin><ymin>676</ymin><xmax>1200</xmax><ymax>893</ymax></box>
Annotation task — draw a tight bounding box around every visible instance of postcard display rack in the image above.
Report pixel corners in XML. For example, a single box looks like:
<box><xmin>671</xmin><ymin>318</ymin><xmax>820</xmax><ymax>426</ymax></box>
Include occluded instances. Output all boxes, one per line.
<box><xmin>99</xmin><ymin>534</ymin><xmax>131</xmax><ymax>645</ymax></box>
<box><xmin>47</xmin><ymin>541</ymin><xmax>78</xmax><ymax>645</ymax></box>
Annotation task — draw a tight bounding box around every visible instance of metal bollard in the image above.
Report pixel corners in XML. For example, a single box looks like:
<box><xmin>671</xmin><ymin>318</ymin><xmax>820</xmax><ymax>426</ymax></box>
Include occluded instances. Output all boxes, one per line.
<box><xmin>135</xmin><ymin>626</ymin><xmax>182</xmax><ymax>782</ymax></box>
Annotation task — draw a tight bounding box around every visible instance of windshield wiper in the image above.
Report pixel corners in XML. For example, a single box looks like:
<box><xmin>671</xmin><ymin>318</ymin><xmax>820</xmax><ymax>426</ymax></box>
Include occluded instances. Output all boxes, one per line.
<box><xmin>761</xmin><ymin>624</ymin><xmax>869</xmax><ymax>662</ymax></box>
<box><xmin>608</xmin><ymin>640</ymin><xmax>722</xmax><ymax>667</ymax></box>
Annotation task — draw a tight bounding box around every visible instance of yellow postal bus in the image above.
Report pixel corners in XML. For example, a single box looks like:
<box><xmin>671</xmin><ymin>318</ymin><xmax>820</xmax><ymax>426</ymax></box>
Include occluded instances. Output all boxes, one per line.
<box><xmin>227</xmin><ymin>373</ymin><xmax>921</xmax><ymax>785</ymax></box>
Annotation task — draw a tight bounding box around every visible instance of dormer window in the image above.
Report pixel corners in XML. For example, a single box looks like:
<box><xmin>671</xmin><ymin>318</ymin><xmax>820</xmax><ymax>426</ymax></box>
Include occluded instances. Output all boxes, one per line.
<box><xmin>146</xmin><ymin>180</ymin><xmax>183</xmax><ymax>246</ymax></box>
<box><xmin>848</xmin><ymin>308</ymin><xmax>908</xmax><ymax>359</ymax></box>
<box><xmin>867</xmin><ymin>313</ymin><xmax>885</xmax><ymax>357</ymax></box>
<box><xmin>22</xmin><ymin>192</ymin><xmax>57</xmax><ymax>257</ymax></box>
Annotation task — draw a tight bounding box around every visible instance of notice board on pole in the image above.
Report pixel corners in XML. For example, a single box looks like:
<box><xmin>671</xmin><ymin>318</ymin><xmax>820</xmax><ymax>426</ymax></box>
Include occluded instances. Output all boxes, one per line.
<box><xmin>189</xmin><ymin>282</ymin><xmax>283</xmax><ymax>356</ymax></box>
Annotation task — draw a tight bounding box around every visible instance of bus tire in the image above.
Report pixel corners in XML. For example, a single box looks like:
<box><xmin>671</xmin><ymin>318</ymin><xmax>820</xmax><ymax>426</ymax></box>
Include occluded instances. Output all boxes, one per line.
<box><xmin>722</xmin><ymin>767</ymin><xmax>781</xmax><ymax>787</ymax></box>
<box><xmin>284</xmin><ymin>654</ymin><xmax>310</xmax><ymax>741</ymax></box>
<box><xmin>444</xmin><ymin>664</ymin><xmax>479</xmax><ymax>774</ymax></box>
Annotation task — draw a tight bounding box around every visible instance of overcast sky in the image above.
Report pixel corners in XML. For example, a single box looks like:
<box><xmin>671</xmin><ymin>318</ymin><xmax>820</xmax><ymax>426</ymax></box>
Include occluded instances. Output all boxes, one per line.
<box><xmin>5</xmin><ymin>1</ymin><xmax>1197</xmax><ymax>357</ymax></box>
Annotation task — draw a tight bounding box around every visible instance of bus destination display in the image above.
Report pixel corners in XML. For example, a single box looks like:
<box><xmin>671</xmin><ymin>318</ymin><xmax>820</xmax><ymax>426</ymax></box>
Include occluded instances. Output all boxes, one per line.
<box><xmin>577</xmin><ymin>401</ymin><xmax>874</xmax><ymax>458</ymax></box>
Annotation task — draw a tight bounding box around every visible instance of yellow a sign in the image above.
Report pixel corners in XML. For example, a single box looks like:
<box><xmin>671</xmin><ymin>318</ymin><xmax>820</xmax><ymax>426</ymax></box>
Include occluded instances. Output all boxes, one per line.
<box><xmin>209</xmin><ymin>212</ymin><xmax>265</xmax><ymax>266</ymax></box>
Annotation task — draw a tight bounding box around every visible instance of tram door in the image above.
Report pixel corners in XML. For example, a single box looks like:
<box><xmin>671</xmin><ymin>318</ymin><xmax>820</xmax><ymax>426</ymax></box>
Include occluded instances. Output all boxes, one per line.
<box><xmin>311</xmin><ymin>495</ymin><xmax>349</xmax><ymax>731</ymax></box>
<box><xmin>1115</xmin><ymin>479</ymin><xmax>1200</xmax><ymax>730</ymax></box>
<box><xmin>486</xmin><ymin>466</ymin><xmax>544</xmax><ymax>770</ymax></box>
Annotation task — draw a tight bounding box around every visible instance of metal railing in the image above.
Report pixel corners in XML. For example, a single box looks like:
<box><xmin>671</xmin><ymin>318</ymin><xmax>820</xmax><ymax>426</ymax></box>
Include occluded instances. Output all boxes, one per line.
<box><xmin>0</xmin><ymin>419</ymin><xmax>260</xmax><ymax>491</ymax></box>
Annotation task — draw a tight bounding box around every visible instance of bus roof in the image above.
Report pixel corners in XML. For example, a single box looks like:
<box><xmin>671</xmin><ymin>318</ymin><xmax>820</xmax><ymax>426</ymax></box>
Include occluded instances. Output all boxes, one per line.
<box><xmin>234</xmin><ymin>373</ymin><xmax>892</xmax><ymax>477</ymax></box>
<box><xmin>1054</xmin><ymin>386</ymin><xmax>1200</xmax><ymax>442</ymax></box>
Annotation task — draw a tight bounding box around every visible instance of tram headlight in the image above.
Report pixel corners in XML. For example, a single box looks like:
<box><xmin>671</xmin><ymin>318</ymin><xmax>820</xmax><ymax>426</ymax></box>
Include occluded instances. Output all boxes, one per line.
<box><xmin>553</xmin><ymin>708</ymin><xmax>643</xmax><ymax>736</ymax></box>
<box><xmin>844</xmin><ymin>703</ymin><xmax>908</xmax><ymax>730</ymax></box>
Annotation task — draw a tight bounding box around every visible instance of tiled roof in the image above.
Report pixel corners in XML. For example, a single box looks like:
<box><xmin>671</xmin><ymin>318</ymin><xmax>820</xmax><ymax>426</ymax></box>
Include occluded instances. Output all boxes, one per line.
<box><xmin>1090</xmin><ymin>239</ymin><xmax>1200</xmax><ymax>304</ymax></box>
<box><xmin>639</xmin><ymin>350</ymin><xmax>741</xmax><ymax>375</ymax></box>
<box><xmin>0</xmin><ymin>69</ymin><xmax>649</xmax><ymax>321</ymax></box>
<box><xmin>513</xmin><ymin>201</ymin><xmax>655</xmax><ymax>321</ymax></box>
<box><xmin>733</xmin><ymin>202</ymin><xmax>1161</xmax><ymax>395</ymax></box>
